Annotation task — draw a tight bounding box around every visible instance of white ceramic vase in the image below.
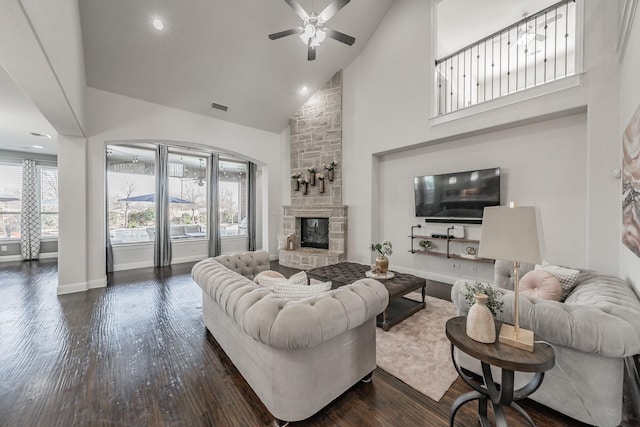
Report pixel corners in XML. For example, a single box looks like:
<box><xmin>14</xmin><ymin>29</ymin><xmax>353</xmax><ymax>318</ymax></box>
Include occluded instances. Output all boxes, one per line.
<box><xmin>466</xmin><ymin>293</ymin><xmax>496</xmax><ymax>344</ymax></box>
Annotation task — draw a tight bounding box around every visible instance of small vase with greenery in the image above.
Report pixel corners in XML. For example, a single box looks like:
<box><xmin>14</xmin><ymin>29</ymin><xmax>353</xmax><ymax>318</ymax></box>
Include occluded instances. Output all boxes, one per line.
<box><xmin>418</xmin><ymin>240</ymin><xmax>432</xmax><ymax>251</ymax></box>
<box><xmin>370</xmin><ymin>240</ymin><xmax>392</xmax><ymax>274</ymax></box>
<box><xmin>462</xmin><ymin>282</ymin><xmax>504</xmax><ymax>317</ymax></box>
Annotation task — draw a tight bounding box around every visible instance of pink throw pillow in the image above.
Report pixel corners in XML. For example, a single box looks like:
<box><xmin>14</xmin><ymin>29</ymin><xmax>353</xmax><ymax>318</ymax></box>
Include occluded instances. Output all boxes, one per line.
<box><xmin>519</xmin><ymin>270</ymin><xmax>562</xmax><ymax>301</ymax></box>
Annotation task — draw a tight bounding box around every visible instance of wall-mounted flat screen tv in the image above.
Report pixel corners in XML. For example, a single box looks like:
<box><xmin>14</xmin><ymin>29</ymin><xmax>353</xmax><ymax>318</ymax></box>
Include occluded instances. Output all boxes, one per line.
<box><xmin>414</xmin><ymin>167</ymin><xmax>501</xmax><ymax>224</ymax></box>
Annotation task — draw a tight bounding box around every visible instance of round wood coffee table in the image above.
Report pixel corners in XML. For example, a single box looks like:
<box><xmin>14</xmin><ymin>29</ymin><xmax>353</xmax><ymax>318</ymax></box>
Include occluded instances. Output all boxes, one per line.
<box><xmin>445</xmin><ymin>316</ymin><xmax>555</xmax><ymax>427</ymax></box>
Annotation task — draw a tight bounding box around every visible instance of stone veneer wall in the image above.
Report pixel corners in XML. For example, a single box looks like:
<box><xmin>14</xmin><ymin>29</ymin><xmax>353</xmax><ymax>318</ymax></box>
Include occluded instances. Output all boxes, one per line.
<box><xmin>280</xmin><ymin>71</ymin><xmax>346</xmax><ymax>269</ymax></box>
<box><xmin>290</xmin><ymin>71</ymin><xmax>342</xmax><ymax>206</ymax></box>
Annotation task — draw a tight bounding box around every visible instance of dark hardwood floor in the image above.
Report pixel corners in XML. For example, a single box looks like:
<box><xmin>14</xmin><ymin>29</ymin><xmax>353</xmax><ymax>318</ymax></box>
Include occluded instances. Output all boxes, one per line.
<box><xmin>0</xmin><ymin>259</ymin><xmax>619</xmax><ymax>426</ymax></box>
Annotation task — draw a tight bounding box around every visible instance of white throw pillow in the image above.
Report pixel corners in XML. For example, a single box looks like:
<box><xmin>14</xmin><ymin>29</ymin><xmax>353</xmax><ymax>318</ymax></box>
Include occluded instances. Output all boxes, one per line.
<box><xmin>253</xmin><ymin>270</ymin><xmax>287</xmax><ymax>291</ymax></box>
<box><xmin>535</xmin><ymin>263</ymin><xmax>580</xmax><ymax>301</ymax></box>
<box><xmin>274</xmin><ymin>280</ymin><xmax>332</xmax><ymax>301</ymax></box>
<box><xmin>288</xmin><ymin>271</ymin><xmax>308</xmax><ymax>286</ymax></box>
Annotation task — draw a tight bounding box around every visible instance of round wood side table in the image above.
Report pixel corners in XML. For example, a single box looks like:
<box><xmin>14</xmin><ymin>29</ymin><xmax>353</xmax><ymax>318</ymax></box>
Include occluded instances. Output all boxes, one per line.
<box><xmin>445</xmin><ymin>316</ymin><xmax>555</xmax><ymax>427</ymax></box>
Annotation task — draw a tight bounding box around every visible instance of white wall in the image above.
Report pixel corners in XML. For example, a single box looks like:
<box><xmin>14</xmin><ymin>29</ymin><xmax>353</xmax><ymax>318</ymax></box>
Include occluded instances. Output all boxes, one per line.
<box><xmin>343</xmin><ymin>0</ymin><xmax>621</xmax><ymax>281</ymax></box>
<box><xmin>57</xmin><ymin>135</ymin><xmax>88</xmax><ymax>294</ymax></box>
<box><xmin>619</xmin><ymin>5</ymin><xmax>640</xmax><ymax>295</ymax></box>
<box><xmin>85</xmin><ymin>88</ymin><xmax>283</xmax><ymax>284</ymax></box>
<box><xmin>379</xmin><ymin>113</ymin><xmax>587</xmax><ymax>283</ymax></box>
<box><xmin>0</xmin><ymin>0</ymin><xmax>85</xmax><ymax>136</ymax></box>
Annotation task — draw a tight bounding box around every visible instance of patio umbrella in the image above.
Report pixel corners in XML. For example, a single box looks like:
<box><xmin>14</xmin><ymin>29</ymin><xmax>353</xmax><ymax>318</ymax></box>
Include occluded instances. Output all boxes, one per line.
<box><xmin>118</xmin><ymin>193</ymin><xmax>192</xmax><ymax>204</ymax></box>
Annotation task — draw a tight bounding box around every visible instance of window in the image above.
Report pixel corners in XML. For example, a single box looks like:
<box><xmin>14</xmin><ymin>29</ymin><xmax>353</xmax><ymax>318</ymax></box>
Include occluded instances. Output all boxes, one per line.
<box><xmin>107</xmin><ymin>146</ymin><xmax>156</xmax><ymax>244</ymax></box>
<box><xmin>168</xmin><ymin>152</ymin><xmax>208</xmax><ymax>239</ymax></box>
<box><xmin>0</xmin><ymin>163</ymin><xmax>22</xmax><ymax>239</ymax></box>
<box><xmin>39</xmin><ymin>167</ymin><xmax>58</xmax><ymax>238</ymax></box>
<box><xmin>219</xmin><ymin>159</ymin><xmax>248</xmax><ymax>237</ymax></box>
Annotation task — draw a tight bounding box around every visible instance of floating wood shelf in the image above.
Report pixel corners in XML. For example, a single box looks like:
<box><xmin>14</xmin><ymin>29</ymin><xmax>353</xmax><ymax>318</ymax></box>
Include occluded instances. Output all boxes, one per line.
<box><xmin>408</xmin><ymin>250</ymin><xmax>494</xmax><ymax>263</ymax></box>
<box><xmin>409</xmin><ymin>231</ymin><xmax>493</xmax><ymax>263</ymax></box>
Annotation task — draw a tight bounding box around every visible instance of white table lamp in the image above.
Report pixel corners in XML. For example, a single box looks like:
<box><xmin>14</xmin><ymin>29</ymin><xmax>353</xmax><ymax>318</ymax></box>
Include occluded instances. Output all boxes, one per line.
<box><xmin>478</xmin><ymin>204</ymin><xmax>544</xmax><ymax>352</ymax></box>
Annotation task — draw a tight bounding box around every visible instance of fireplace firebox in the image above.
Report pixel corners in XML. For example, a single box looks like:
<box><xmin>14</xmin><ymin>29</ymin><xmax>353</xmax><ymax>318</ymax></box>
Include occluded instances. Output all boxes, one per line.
<box><xmin>301</xmin><ymin>218</ymin><xmax>329</xmax><ymax>249</ymax></box>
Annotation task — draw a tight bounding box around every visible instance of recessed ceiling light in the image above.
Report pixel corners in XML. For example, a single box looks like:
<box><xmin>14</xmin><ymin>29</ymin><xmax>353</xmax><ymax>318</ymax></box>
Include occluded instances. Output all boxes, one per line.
<box><xmin>32</xmin><ymin>145</ymin><xmax>44</xmax><ymax>149</ymax></box>
<box><xmin>152</xmin><ymin>18</ymin><xmax>164</xmax><ymax>31</ymax></box>
<box><xmin>30</xmin><ymin>132</ymin><xmax>52</xmax><ymax>138</ymax></box>
<box><xmin>300</xmin><ymin>86</ymin><xmax>309</xmax><ymax>94</ymax></box>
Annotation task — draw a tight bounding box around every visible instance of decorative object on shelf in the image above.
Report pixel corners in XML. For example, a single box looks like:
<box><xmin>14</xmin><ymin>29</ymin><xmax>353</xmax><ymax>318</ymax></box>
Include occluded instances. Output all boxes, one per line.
<box><xmin>466</xmin><ymin>293</ymin><xmax>496</xmax><ymax>344</ymax></box>
<box><xmin>371</xmin><ymin>240</ymin><xmax>392</xmax><ymax>274</ymax></box>
<box><xmin>291</xmin><ymin>173</ymin><xmax>301</xmax><ymax>191</ymax></box>
<box><xmin>317</xmin><ymin>173</ymin><xmax>325</xmax><ymax>193</ymax></box>
<box><xmin>418</xmin><ymin>240</ymin><xmax>432</xmax><ymax>251</ymax></box>
<box><xmin>324</xmin><ymin>161</ymin><xmax>338</xmax><ymax>181</ymax></box>
<box><xmin>307</xmin><ymin>167</ymin><xmax>316</xmax><ymax>186</ymax></box>
<box><xmin>479</xmin><ymin>203</ymin><xmax>544</xmax><ymax>352</ymax></box>
<box><xmin>299</xmin><ymin>177</ymin><xmax>310</xmax><ymax>195</ymax></box>
<box><xmin>466</xmin><ymin>247</ymin><xmax>476</xmax><ymax>255</ymax></box>
<box><xmin>286</xmin><ymin>233</ymin><xmax>295</xmax><ymax>250</ymax></box>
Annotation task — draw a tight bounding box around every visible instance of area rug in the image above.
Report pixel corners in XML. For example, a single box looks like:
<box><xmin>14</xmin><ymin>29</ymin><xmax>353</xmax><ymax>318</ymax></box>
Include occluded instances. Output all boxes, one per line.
<box><xmin>376</xmin><ymin>294</ymin><xmax>459</xmax><ymax>402</ymax></box>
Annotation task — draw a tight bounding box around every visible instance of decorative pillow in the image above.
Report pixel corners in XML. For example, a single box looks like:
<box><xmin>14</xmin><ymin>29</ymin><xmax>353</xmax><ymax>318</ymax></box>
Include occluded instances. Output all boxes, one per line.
<box><xmin>519</xmin><ymin>270</ymin><xmax>562</xmax><ymax>301</ymax></box>
<box><xmin>535</xmin><ymin>263</ymin><xmax>580</xmax><ymax>301</ymax></box>
<box><xmin>288</xmin><ymin>271</ymin><xmax>308</xmax><ymax>286</ymax></box>
<box><xmin>274</xmin><ymin>280</ymin><xmax>332</xmax><ymax>301</ymax></box>
<box><xmin>253</xmin><ymin>270</ymin><xmax>287</xmax><ymax>291</ymax></box>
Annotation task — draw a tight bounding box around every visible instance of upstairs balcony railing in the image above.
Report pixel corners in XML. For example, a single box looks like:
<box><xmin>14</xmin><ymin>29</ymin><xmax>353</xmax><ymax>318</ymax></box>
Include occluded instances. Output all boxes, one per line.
<box><xmin>435</xmin><ymin>0</ymin><xmax>576</xmax><ymax>115</ymax></box>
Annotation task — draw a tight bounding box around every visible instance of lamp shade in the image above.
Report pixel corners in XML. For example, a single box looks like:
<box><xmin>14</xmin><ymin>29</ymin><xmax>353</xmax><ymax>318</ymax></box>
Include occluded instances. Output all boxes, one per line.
<box><xmin>478</xmin><ymin>206</ymin><xmax>544</xmax><ymax>264</ymax></box>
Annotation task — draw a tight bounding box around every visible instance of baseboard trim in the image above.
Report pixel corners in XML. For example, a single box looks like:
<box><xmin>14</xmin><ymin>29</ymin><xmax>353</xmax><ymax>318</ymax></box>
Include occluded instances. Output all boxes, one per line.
<box><xmin>113</xmin><ymin>260</ymin><xmax>154</xmax><ymax>272</ymax></box>
<box><xmin>57</xmin><ymin>281</ymin><xmax>89</xmax><ymax>295</ymax></box>
<box><xmin>88</xmin><ymin>276</ymin><xmax>107</xmax><ymax>289</ymax></box>
<box><xmin>0</xmin><ymin>252</ymin><xmax>58</xmax><ymax>263</ymax></box>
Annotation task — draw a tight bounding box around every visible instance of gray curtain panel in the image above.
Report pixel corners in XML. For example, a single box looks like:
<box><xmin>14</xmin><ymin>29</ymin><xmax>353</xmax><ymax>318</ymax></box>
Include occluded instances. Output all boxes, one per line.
<box><xmin>105</xmin><ymin>150</ymin><xmax>114</xmax><ymax>273</ymax></box>
<box><xmin>208</xmin><ymin>154</ymin><xmax>221</xmax><ymax>257</ymax></box>
<box><xmin>20</xmin><ymin>159</ymin><xmax>41</xmax><ymax>260</ymax></box>
<box><xmin>154</xmin><ymin>145</ymin><xmax>172</xmax><ymax>267</ymax></box>
<box><xmin>247</xmin><ymin>161</ymin><xmax>257</xmax><ymax>252</ymax></box>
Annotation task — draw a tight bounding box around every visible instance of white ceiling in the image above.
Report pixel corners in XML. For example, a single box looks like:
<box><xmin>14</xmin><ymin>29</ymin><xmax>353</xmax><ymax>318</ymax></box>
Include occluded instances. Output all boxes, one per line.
<box><xmin>79</xmin><ymin>0</ymin><xmax>395</xmax><ymax>133</ymax></box>
<box><xmin>0</xmin><ymin>0</ymin><xmax>561</xmax><ymax>158</ymax></box>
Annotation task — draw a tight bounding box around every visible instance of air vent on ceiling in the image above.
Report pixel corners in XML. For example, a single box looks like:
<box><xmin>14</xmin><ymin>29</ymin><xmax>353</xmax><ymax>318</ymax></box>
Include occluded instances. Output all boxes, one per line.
<box><xmin>211</xmin><ymin>102</ymin><xmax>229</xmax><ymax>112</ymax></box>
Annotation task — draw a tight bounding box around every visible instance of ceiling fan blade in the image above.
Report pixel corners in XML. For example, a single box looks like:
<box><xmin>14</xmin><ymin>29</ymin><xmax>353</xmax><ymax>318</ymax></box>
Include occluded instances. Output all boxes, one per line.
<box><xmin>537</xmin><ymin>13</ymin><xmax>562</xmax><ymax>28</ymax></box>
<box><xmin>308</xmin><ymin>41</ymin><xmax>316</xmax><ymax>61</ymax></box>
<box><xmin>284</xmin><ymin>0</ymin><xmax>309</xmax><ymax>20</ymax></box>
<box><xmin>318</xmin><ymin>0</ymin><xmax>350</xmax><ymax>22</ymax></box>
<box><xmin>324</xmin><ymin>28</ymin><xmax>355</xmax><ymax>46</ymax></box>
<box><xmin>269</xmin><ymin>27</ymin><xmax>303</xmax><ymax>40</ymax></box>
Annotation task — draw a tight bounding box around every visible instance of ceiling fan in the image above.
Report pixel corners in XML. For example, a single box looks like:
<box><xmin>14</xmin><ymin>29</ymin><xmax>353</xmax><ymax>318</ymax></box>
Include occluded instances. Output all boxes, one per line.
<box><xmin>516</xmin><ymin>13</ymin><xmax>563</xmax><ymax>46</ymax></box>
<box><xmin>268</xmin><ymin>0</ymin><xmax>356</xmax><ymax>61</ymax></box>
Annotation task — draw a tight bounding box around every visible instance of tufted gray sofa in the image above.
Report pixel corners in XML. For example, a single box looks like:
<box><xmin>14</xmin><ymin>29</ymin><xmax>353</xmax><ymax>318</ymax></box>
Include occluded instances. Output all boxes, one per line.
<box><xmin>191</xmin><ymin>251</ymin><xmax>389</xmax><ymax>425</ymax></box>
<box><xmin>451</xmin><ymin>260</ymin><xmax>640</xmax><ymax>427</ymax></box>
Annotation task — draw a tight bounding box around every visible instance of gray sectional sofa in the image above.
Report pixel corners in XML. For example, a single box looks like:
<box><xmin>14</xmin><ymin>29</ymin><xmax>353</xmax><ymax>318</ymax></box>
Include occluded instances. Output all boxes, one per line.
<box><xmin>191</xmin><ymin>251</ymin><xmax>388</xmax><ymax>425</ymax></box>
<box><xmin>451</xmin><ymin>260</ymin><xmax>640</xmax><ymax>427</ymax></box>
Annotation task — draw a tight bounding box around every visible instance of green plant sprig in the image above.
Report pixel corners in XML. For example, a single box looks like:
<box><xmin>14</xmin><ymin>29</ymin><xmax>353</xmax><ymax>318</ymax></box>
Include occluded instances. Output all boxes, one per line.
<box><xmin>462</xmin><ymin>282</ymin><xmax>504</xmax><ymax>317</ymax></box>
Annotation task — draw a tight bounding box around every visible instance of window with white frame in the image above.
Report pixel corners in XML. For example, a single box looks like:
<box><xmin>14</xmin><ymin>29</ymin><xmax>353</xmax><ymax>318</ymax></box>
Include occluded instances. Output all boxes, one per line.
<box><xmin>39</xmin><ymin>167</ymin><xmax>58</xmax><ymax>238</ymax></box>
<box><xmin>0</xmin><ymin>162</ymin><xmax>59</xmax><ymax>240</ymax></box>
<box><xmin>168</xmin><ymin>151</ymin><xmax>208</xmax><ymax>239</ymax></box>
<box><xmin>0</xmin><ymin>163</ymin><xmax>22</xmax><ymax>239</ymax></box>
<box><xmin>219</xmin><ymin>159</ymin><xmax>248</xmax><ymax>237</ymax></box>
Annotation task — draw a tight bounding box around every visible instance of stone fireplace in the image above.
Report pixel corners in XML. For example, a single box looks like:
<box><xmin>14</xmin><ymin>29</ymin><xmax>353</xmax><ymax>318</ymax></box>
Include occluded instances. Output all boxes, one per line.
<box><xmin>280</xmin><ymin>71</ymin><xmax>346</xmax><ymax>270</ymax></box>
<box><xmin>279</xmin><ymin>205</ymin><xmax>347</xmax><ymax>269</ymax></box>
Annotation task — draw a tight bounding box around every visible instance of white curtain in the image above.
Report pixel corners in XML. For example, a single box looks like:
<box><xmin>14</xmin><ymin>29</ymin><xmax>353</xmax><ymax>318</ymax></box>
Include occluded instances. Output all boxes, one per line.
<box><xmin>21</xmin><ymin>159</ymin><xmax>41</xmax><ymax>260</ymax></box>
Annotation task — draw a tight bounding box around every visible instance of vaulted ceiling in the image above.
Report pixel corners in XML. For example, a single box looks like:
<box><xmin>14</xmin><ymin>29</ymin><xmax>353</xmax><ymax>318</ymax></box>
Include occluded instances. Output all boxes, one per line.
<box><xmin>79</xmin><ymin>0</ymin><xmax>395</xmax><ymax>133</ymax></box>
<box><xmin>0</xmin><ymin>0</ymin><xmax>557</xmax><ymax>156</ymax></box>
